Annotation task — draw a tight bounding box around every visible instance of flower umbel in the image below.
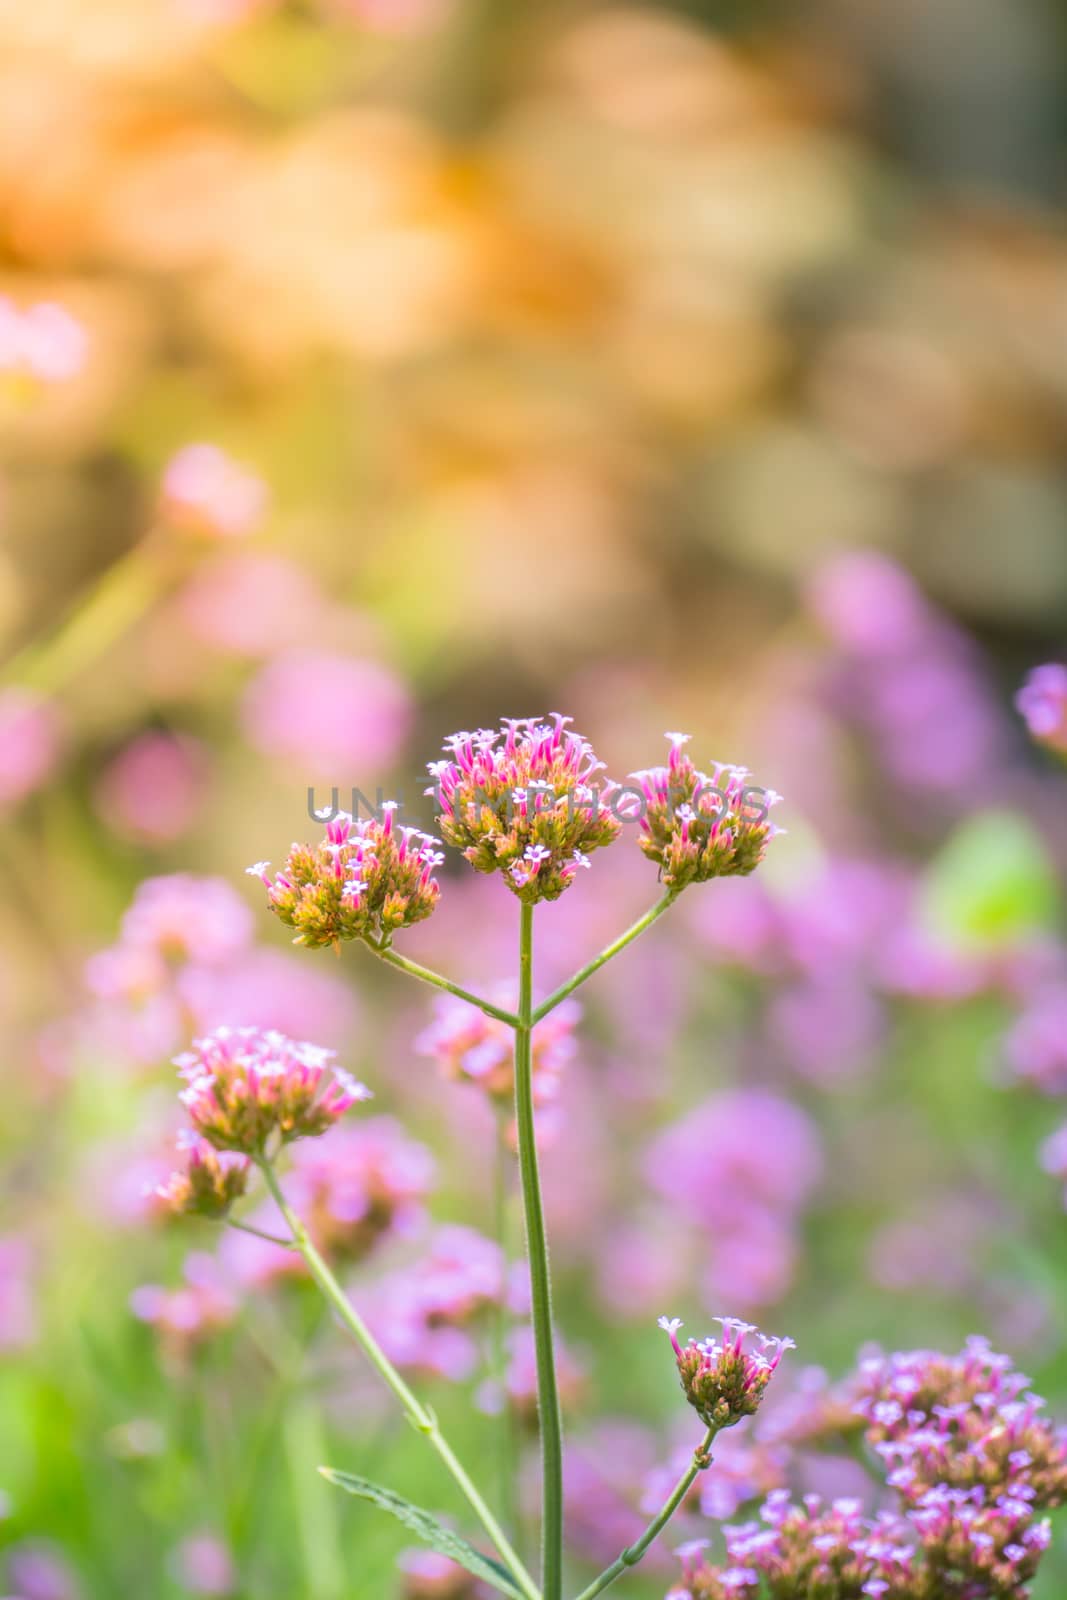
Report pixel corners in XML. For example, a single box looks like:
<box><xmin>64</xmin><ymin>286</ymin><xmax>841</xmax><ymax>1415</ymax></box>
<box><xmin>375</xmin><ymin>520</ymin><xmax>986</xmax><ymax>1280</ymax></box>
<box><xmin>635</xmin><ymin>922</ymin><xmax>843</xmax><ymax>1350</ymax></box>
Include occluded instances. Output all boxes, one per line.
<box><xmin>156</xmin><ymin>1132</ymin><xmax>251</xmax><ymax>1219</ymax></box>
<box><xmin>176</xmin><ymin>1025</ymin><xmax>370</xmax><ymax>1156</ymax></box>
<box><xmin>660</xmin><ymin>1315</ymin><xmax>794</xmax><ymax>1431</ymax></box>
<box><xmin>631</xmin><ymin>734</ymin><xmax>783</xmax><ymax>891</ymax></box>
<box><xmin>251</xmin><ymin>807</ymin><xmax>443</xmax><ymax>949</ymax></box>
<box><xmin>427</xmin><ymin>716</ymin><xmax>621</xmax><ymax>902</ymax></box>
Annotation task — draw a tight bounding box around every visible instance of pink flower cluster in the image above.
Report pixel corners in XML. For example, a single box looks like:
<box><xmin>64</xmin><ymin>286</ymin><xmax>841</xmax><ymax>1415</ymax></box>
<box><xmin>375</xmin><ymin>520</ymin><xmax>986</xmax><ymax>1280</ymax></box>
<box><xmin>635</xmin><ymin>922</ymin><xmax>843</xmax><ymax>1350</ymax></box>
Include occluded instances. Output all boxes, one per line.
<box><xmin>131</xmin><ymin>1253</ymin><xmax>238</xmax><ymax>1360</ymax></box>
<box><xmin>160</xmin><ymin>444</ymin><xmax>267</xmax><ymax>539</ymax></box>
<box><xmin>630</xmin><ymin>735</ymin><xmax>783</xmax><ymax>892</ymax></box>
<box><xmin>362</xmin><ymin>1225</ymin><xmax>505</xmax><ymax>1381</ymax></box>
<box><xmin>1016</xmin><ymin>663</ymin><xmax>1067</xmax><ymax>756</ymax></box>
<box><xmin>427</xmin><ymin>716</ymin><xmax>621</xmax><ymax>903</ymax></box>
<box><xmin>669</xmin><ymin>1338</ymin><xmax>1067</xmax><ymax>1600</ymax></box>
<box><xmin>659</xmin><ymin>1316</ymin><xmax>795</xmax><ymax>1432</ymax></box>
<box><xmin>280</xmin><ymin>1117</ymin><xmax>435</xmax><ymax>1262</ymax></box>
<box><xmin>0</xmin><ymin>295</ymin><xmax>86</xmax><ymax>385</ymax></box>
<box><xmin>250</xmin><ymin>807</ymin><xmax>442</xmax><ymax>949</ymax></box>
<box><xmin>175</xmin><ymin>1025</ymin><xmax>370</xmax><ymax>1157</ymax></box>
<box><xmin>416</xmin><ymin>991</ymin><xmax>579</xmax><ymax>1137</ymax></box>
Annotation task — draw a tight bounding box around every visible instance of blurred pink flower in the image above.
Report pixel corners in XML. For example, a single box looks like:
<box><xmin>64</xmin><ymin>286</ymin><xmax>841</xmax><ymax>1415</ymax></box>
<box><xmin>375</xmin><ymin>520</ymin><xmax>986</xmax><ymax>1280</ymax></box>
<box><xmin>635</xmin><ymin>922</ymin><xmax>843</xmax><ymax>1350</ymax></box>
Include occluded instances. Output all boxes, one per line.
<box><xmin>0</xmin><ymin>689</ymin><xmax>61</xmax><ymax>810</ymax></box>
<box><xmin>361</xmin><ymin>1225</ymin><xmax>505</xmax><ymax>1381</ymax></box>
<box><xmin>1016</xmin><ymin>663</ymin><xmax>1067</xmax><ymax>754</ymax></box>
<box><xmin>0</xmin><ymin>1236</ymin><xmax>35</xmax><ymax>1353</ymax></box>
<box><xmin>169</xmin><ymin>1534</ymin><xmax>235</xmax><ymax>1597</ymax></box>
<box><xmin>160</xmin><ymin>444</ymin><xmax>267</xmax><ymax>539</ymax></box>
<box><xmin>94</xmin><ymin>730</ymin><xmax>211</xmax><ymax>844</ymax></box>
<box><xmin>178</xmin><ymin>552</ymin><xmax>324</xmax><ymax>658</ymax></box>
<box><xmin>177</xmin><ymin>947</ymin><xmax>360</xmax><ymax>1052</ymax></box>
<box><xmin>0</xmin><ymin>297</ymin><xmax>86</xmax><ymax>385</ymax></box>
<box><xmin>130</xmin><ymin>1251</ymin><xmax>239</xmax><ymax>1356</ymax></box>
<box><xmin>5</xmin><ymin>1540</ymin><xmax>82</xmax><ymax>1600</ymax></box>
<box><xmin>1002</xmin><ymin>986</ymin><xmax>1067</xmax><ymax>1095</ymax></box>
<box><xmin>242</xmin><ymin>651</ymin><xmax>412</xmax><ymax>771</ymax></box>
<box><xmin>117</xmin><ymin>874</ymin><xmax>254</xmax><ymax>966</ymax></box>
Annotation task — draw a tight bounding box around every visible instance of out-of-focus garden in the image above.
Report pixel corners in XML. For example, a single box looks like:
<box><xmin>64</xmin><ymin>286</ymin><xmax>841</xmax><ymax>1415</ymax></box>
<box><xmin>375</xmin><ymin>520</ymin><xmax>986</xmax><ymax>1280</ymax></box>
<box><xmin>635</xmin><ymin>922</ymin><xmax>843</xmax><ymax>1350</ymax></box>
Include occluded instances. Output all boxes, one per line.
<box><xmin>3</xmin><ymin>0</ymin><xmax>1067</xmax><ymax>1596</ymax></box>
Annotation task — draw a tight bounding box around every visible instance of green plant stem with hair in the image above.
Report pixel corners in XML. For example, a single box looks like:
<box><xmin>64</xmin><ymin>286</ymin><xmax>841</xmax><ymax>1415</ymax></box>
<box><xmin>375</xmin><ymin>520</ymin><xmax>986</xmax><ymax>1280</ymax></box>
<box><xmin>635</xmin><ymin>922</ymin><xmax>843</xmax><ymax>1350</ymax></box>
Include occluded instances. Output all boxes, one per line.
<box><xmin>256</xmin><ymin>1156</ymin><xmax>541</xmax><ymax>1600</ymax></box>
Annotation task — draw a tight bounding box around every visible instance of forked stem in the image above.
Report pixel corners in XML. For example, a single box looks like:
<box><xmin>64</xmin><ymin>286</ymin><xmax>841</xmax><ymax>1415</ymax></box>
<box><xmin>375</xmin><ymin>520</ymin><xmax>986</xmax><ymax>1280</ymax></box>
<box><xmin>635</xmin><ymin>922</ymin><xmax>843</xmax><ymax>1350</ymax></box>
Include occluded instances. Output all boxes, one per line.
<box><xmin>257</xmin><ymin>1157</ymin><xmax>541</xmax><ymax>1600</ymax></box>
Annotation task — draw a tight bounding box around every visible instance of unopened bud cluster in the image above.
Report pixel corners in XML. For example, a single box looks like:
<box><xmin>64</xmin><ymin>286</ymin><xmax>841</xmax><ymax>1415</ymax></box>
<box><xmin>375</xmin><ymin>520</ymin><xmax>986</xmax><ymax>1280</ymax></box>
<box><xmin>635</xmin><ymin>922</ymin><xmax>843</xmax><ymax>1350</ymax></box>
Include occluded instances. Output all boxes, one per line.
<box><xmin>632</xmin><ymin>735</ymin><xmax>782</xmax><ymax>891</ymax></box>
<box><xmin>249</xmin><ymin>806</ymin><xmax>443</xmax><ymax>949</ymax></box>
<box><xmin>175</xmin><ymin>1025</ymin><xmax>370</xmax><ymax>1158</ymax></box>
<box><xmin>427</xmin><ymin>716</ymin><xmax>621</xmax><ymax>903</ymax></box>
<box><xmin>156</xmin><ymin>1133</ymin><xmax>251</xmax><ymax>1219</ymax></box>
<box><xmin>660</xmin><ymin>1315</ymin><xmax>794</xmax><ymax>1431</ymax></box>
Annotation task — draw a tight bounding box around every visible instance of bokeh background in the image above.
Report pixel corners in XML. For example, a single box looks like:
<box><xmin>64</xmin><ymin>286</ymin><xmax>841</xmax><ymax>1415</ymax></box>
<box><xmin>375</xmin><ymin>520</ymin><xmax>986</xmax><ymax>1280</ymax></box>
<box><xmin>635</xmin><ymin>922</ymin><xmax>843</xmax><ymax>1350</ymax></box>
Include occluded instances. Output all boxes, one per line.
<box><xmin>2</xmin><ymin>0</ymin><xmax>1067</xmax><ymax>1595</ymax></box>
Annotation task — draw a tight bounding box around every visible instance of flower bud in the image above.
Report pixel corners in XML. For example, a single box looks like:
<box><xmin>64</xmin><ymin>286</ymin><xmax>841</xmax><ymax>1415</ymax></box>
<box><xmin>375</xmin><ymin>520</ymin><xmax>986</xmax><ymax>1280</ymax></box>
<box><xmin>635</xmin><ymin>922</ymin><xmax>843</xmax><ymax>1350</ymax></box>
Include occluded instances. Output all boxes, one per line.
<box><xmin>660</xmin><ymin>1315</ymin><xmax>794</xmax><ymax>1431</ymax></box>
<box><xmin>156</xmin><ymin>1133</ymin><xmax>251</xmax><ymax>1219</ymax></box>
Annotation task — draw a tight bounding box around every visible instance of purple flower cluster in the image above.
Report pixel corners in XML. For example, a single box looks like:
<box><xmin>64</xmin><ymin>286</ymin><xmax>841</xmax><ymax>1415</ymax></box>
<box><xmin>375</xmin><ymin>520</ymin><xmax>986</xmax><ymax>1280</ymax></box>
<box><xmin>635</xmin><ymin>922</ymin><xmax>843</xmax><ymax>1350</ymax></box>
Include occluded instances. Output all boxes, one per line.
<box><xmin>631</xmin><ymin>735</ymin><xmax>783</xmax><ymax>891</ymax></box>
<box><xmin>250</xmin><ymin>807</ymin><xmax>443</xmax><ymax>949</ymax></box>
<box><xmin>660</xmin><ymin>1316</ymin><xmax>795</xmax><ymax>1432</ymax></box>
<box><xmin>361</xmin><ymin>1225</ymin><xmax>506</xmax><ymax>1381</ymax></box>
<box><xmin>427</xmin><ymin>716</ymin><xmax>622</xmax><ymax>902</ymax></box>
<box><xmin>280</xmin><ymin>1117</ymin><xmax>435</xmax><ymax>1262</ymax></box>
<box><xmin>1016</xmin><ymin>663</ymin><xmax>1067</xmax><ymax>756</ymax></box>
<box><xmin>668</xmin><ymin>1338</ymin><xmax>1067</xmax><ymax>1600</ymax></box>
<box><xmin>174</xmin><ymin>1025</ymin><xmax>370</xmax><ymax>1158</ymax></box>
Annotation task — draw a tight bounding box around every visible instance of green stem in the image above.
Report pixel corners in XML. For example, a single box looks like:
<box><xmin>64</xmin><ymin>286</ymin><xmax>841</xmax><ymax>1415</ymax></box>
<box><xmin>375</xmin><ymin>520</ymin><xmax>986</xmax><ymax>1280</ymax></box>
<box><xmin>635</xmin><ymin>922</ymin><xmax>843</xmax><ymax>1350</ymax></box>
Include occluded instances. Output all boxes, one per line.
<box><xmin>492</xmin><ymin>1108</ymin><xmax>520</xmax><ymax>1540</ymax></box>
<box><xmin>227</xmin><ymin>1218</ymin><xmax>297</xmax><ymax>1249</ymax></box>
<box><xmin>529</xmin><ymin>893</ymin><xmax>677</xmax><ymax>1024</ymax></box>
<box><xmin>363</xmin><ymin>937</ymin><xmax>519</xmax><ymax>1027</ymax></box>
<box><xmin>257</xmin><ymin>1158</ymin><xmax>541</xmax><ymax>1600</ymax></box>
<box><xmin>571</xmin><ymin>1428</ymin><xmax>715</xmax><ymax>1600</ymax></box>
<box><xmin>514</xmin><ymin>903</ymin><xmax>563</xmax><ymax>1600</ymax></box>
<box><xmin>2</xmin><ymin>535</ymin><xmax>180</xmax><ymax>694</ymax></box>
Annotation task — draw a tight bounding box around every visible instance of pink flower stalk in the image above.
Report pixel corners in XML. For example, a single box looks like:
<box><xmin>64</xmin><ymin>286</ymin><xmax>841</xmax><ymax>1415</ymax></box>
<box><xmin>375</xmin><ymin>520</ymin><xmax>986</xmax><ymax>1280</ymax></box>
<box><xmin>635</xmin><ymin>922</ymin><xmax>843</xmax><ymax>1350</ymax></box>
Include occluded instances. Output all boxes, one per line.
<box><xmin>416</xmin><ymin>991</ymin><xmax>578</xmax><ymax>1127</ymax></box>
<box><xmin>176</xmin><ymin>1025</ymin><xmax>370</xmax><ymax>1155</ymax></box>
<box><xmin>630</xmin><ymin>735</ymin><xmax>783</xmax><ymax>891</ymax></box>
<box><xmin>427</xmin><ymin>716</ymin><xmax>621</xmax><ymax>903</ymax></box>
<box><xmin>130</xmin><ymin>1252</ymin><xmax>238</xmax><ymax>1358</ymax></box>
<box><xmin>1016</xmin><ymin>663</ymin><xmax>1067</xmax><ymax>755</ymax></box>
<box><xmin>241</xmin><ymin>651</ymin><xmax>412</xmax><ymax>771</ymax></box>
<box><xmin>251</xmin><ymin>807</ymin><xmax>442</xmax><ymax>948</ymax></box>
<box><xmin>156</xmin><ymin>1132</ymin><xmax>251</xmax><ymax>1219</ymax></box>
<box><xmin>0</xmin><ymin>296</ymin><xmax>86</xmax><ymax>386</ymax></box>
<box><xmin>94</xmin><ymin>730</ymin><xmax>210</xmax><ymax>844</ymax></box>
<box><xmin>160</xmin><ymin>444</ymin><xmax>267</xmax><ymax>539</ymax></box>
<box><xmin>660</xmin><ymin>1316</ymin><xmax>795</xmax><ymax>1431</ymax></box>
<box><xmin>282</xmin><ymin>1117</ymin><xmax>435</xmax><ymax>1262</ymax></box>
<box><xmin>0</xmin><ymin>689</ymin><xmax>62</xmax><ymax>810</ymax></box>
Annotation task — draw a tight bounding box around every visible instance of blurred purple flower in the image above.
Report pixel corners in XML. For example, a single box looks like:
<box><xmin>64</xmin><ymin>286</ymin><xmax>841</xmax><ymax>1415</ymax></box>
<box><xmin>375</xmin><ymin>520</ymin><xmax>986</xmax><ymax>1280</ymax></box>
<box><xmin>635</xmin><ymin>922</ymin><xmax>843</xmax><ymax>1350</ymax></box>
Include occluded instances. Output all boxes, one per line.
<box><xmin>1016</xmin><ymin>663</ymin><xmax>1067</xmax><ymax>753</ymax></box>
<box><xmin>94</xmin><ymin>730</ymin><xmax>210</xmax><ymax>844</ymax></box>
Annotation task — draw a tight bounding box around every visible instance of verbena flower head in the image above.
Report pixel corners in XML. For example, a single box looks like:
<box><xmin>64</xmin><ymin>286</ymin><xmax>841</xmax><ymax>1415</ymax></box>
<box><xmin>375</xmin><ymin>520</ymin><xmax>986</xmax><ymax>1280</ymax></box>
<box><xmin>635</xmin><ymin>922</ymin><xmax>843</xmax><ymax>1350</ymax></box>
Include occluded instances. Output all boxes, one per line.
<box><xmin>156</xmin><ymin>1132</ymin><xmax>251</xmax><ymax>1219</ymax></box>
<box><xmin>631</xmin><ymin>735</ymin><xmax>783</xmax><ymax>892</ymax></box>
<box><xmin>160</xmin><ymin>443</ymin><xmax>267</xmax><ymax>539</ymax></box>
<box><xmin>283</xmin><ymin>1117</ymin><xmax>435</xmax><ymax>1262</ymax></box>
<box><xmin>250</xmin><ymin>807</ymin><xmax>442</xmax><ymax>949</ymax></box>
<box><xmin>176</xmin><ymin>1025</ymin><xmax>370</xmax><ymax>1156</ymax></box>
<box><xmin>660</xmin><ymin>1316</ymin><xmax>794</xmax><ymax>1431</ymax></box>
<box><xmin>1016</xmin><ymin>663</ymin><xmax>1067</xmax><ymax>755</ymax></box>
<box><xmin>427</xmin><ymin>716</ymin><xmax>621</xmax><ymax>903</ymax></box>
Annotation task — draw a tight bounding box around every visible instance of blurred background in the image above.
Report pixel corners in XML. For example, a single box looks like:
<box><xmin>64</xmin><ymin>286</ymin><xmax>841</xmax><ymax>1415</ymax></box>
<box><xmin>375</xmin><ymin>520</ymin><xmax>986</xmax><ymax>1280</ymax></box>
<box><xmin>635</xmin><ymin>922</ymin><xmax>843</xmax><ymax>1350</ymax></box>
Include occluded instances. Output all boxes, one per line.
<box><xmin>2</xmin><ymin>0</ymin><xmax>1067</xmax><ymax>1595</ymax></box>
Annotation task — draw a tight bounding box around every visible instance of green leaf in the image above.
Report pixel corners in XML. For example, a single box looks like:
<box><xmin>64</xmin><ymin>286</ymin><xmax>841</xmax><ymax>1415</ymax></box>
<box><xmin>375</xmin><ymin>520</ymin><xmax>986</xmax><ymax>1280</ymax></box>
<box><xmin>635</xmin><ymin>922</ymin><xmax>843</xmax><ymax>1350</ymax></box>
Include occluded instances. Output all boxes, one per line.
<box><xmin>319</xmin><ymin>1468</ymin><xmax>524</xmax><ymax>1597</ymax></box>
<box><xmin>919</xmin><ymin>810</ymin><xmax>1060</xmax><ymax>950</ymax></box>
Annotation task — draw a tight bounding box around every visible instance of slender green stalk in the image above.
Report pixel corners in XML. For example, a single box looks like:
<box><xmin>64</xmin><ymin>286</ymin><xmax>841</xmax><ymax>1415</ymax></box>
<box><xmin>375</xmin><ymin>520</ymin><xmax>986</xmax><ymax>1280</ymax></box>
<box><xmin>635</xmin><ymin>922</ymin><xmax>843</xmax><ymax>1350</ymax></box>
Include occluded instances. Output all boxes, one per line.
<box><xmin>572</xmin><ymin>1428</ymin><xmax>716</xmax><ymax>1600</ymax></box>
<box><xmin>514</xmin><ymin>903</ymin><xmax>564</xmax><ymax>1600</ymax></box>
<box><xmin>492</xmin><ymin>1108</ymin><xmax>521</xmax><ymax>1540</ymax></box>
<box><xmin>257</xmin><ymin>1158</ymin><xmax>541</xmax><ymax>1600</ymax></box>
<box><xmin>227</xmin><ymin>1218</ymin><xmax>296</xmax><ymax>1249</ymax></box>
<box><xmin>529</xmin><ymin>893</ymin><xmax>676</xmax><ymax>1023</ymax></box>
<box><xmin>363</xmin><ymin>936</ymin><xmax>519</xmax><ymax>1027</ymax></box>
<box><xmin>2</xmin><ymin>536</ymin><xmax>179</xmax><ymax>694</ymax></box>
